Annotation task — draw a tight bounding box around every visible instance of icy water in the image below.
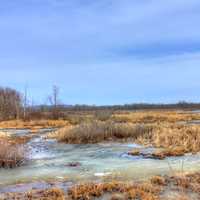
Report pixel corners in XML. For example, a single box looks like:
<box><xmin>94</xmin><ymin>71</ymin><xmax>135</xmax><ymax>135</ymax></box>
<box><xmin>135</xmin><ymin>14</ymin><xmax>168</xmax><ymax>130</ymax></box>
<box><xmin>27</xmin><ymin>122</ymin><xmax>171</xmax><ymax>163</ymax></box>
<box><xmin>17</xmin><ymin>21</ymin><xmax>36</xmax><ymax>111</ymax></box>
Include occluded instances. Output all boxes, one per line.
<box><xmin>1</xmin><ymin>129</ymin><xmax>200</xmax><ymax>191</ymax></box>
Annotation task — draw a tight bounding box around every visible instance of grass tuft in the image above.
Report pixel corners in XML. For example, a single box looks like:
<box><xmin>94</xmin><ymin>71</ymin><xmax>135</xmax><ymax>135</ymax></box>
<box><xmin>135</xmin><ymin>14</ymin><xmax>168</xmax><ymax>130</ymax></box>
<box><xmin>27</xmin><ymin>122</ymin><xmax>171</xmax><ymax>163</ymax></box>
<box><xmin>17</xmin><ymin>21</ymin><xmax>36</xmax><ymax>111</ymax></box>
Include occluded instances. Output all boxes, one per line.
<box><xmin>55</xmin><ymin>121</ymin><xmax>153</xmax><ymax>144</ymax></box>
<box><xmin>0</xmin><ymin>138</ymin><xmax>26</xmax><ymax>168</ymax></box>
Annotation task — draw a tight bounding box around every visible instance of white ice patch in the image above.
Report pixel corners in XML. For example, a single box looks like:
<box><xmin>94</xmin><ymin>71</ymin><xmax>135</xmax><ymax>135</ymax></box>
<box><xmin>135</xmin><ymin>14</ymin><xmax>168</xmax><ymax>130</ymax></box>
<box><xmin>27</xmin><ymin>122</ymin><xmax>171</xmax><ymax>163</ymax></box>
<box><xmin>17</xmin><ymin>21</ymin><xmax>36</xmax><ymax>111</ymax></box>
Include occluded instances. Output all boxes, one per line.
<box><xmin>123</xmin><ymin>143</ymin><xmax>143</xmax><ymax>148</ymax></box>
<box><xmin>94</xmin><ymin>172</ymin><xmax>111</xmax><ymax>177</ymax></box>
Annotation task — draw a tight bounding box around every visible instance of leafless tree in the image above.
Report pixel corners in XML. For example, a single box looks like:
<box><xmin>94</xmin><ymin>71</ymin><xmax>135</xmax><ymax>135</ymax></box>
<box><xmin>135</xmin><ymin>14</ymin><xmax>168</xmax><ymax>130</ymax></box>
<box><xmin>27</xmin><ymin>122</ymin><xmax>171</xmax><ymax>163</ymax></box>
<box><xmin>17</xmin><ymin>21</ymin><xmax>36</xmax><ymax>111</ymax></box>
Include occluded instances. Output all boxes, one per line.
<box><xmin>22</xmin><ymin>85</ymin><xmax>29</xmax><ymax>120</ymax></box>
<box><xmin>48</xmin><ymin>85</ymin><xmax>61</xmax><ymax>119</ymax></box>
<box><xmin>0</xmin><ymin>87</ymin><xmax>22</xmax><ymax>120</ymax></box>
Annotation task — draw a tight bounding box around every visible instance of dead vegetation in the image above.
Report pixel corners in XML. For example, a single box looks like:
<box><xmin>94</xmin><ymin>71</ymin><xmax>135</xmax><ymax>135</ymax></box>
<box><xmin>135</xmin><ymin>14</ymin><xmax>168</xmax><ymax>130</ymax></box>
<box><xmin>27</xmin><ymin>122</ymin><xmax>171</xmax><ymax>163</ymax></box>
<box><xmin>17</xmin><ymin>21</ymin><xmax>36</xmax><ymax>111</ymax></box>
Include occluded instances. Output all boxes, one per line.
<box><xmin>68</xmin><ymin>181</ymin><xmax>160</xmax><ymax>200</ymax></box>
<box><xmin>151</xmin><ymin>147</ymin><xmax>186</xmax><ymax>159</ymax></box>
<box><xmin>128</xmin><ymin>146</ymin><xmax>186</xmax><ymax>159</ymax></box>
<box><xmin>0</xmin><ymin>161</ymin><xmax>200</xmax><ymax>199</ymax></box>
<box><xmin>136</xmin><ymin>123</ymin><xmax>200</xmax><ymax>153</ymax></box>
<box><xmin>2</xmin><ymin>110</ymin><xmax>200</xmax><ymax>199</ymax></box>
<box><xmin>3</xmin><ymin>173</ymin><xmax>200</xmax><ymax>200</ymax></box>
<box><xmin>0</xmin><ymin>119</ymin><xmax>69</xmax><ymax>130</ymax></box>
<box><xmin>0</xmin><ymin>138</ymin><xmax>26</xmax><ymax>168</ymax></box>
<box><xmin>112</xmin><ymin>110</ymin><xmax>200</xmax><ymax>124</ymax></box>
<box><xmin>54</xmin><ymin>120</ymin><xmax>153</xmax><ymax>144</ymax></box>
<box><xmin>94</xmin><ymin>110</ymin><xmax>113</xmax><ymax>121</ymax></box>
<box><xmin>0</xmin><ymin>188</ymin><xmax>65</xmax><ymax>200</ymax></box>
<box><xmin>52</xmin><ymin>117</ymin><xmax>200</xmax><ymax>156</ymax></box>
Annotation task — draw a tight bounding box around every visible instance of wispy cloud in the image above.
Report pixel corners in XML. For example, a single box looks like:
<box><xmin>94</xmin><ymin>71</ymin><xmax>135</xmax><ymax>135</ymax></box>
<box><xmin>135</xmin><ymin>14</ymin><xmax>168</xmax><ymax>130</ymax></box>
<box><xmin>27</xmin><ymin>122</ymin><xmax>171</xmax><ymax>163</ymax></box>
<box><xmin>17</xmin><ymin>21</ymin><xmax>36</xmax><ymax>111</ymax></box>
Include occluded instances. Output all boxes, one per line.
<box><xmin>0</xmin><ymin>0</ymin><xmax>200</xmax><ymax>104</ymax></box>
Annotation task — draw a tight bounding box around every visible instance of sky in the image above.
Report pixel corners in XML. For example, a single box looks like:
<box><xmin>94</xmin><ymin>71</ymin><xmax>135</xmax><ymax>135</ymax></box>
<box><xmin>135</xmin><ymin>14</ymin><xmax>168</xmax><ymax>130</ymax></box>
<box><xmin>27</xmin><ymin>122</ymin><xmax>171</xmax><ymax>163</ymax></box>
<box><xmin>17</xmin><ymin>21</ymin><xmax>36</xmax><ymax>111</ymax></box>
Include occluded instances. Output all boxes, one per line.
<box><xmin>0</xmin><ymin>0</ymin><xmax>200</xmax><ymax>105</ymax></box>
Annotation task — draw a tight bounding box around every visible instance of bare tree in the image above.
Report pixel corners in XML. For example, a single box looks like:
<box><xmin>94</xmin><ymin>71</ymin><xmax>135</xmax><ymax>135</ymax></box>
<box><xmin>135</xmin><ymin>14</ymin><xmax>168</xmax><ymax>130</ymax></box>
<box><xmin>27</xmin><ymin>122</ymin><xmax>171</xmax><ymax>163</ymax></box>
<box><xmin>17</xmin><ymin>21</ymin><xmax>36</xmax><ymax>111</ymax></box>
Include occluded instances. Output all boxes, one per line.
<box><xmin>0</xmin><ymin>87</ymin><xmax>22</xmax><ymax>120</ymax></box>
<box><xmin>48</xmin><ymin>85</ymin><xmax>61</xmax><ymax>119</ymax></box>
<box><xmin>23</xmin><ymin>85</ymin><xmax>28</xmax><ymax>120</ymax></box>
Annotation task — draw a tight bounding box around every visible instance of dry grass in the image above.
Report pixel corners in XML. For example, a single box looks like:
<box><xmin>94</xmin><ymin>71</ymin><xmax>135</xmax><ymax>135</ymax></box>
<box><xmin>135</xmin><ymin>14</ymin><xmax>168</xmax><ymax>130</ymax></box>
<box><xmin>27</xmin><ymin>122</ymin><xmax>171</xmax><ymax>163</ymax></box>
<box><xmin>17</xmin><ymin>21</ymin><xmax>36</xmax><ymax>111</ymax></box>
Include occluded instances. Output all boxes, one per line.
<box><xmin>128</xmin><ymin>146</ymin><xmax>186</xmax><ymax>159</ymax></box>
<box><xmin>150</xmin><ymin>176</ymin><xmax>167</xmax><ymax>186</ymax></box>
<box><xmin>0</xmin><ymin>119</ymin><xmax>69</xmax><ymax>129</ymax></box>
<box><xmin>3</xmin><ymin>173</ymin><xmax>200</xmax><ymax>199</ymax></box>
<box><xmin>64</xmin><ymin>114</ymin><xmax>93</xmax><ymax>125</ymax></box>
<box><xmin>152</xmin><ymin>147</ymin><xmax>186</xmax><ymax>159</ymax></box>
<box><xmin>54</xmin><ymin>120</ymin><xmax>153</xmax><ymax>144</ymax></box>
<box><xmin>112</xmin><ymin>110</ymin><xmax>200</xmax><ymax>124</ymax></box>
<box><xmin>53</xmin><ymin>118</ymin><xmax>200</xmax><ymax>155</ymax></box>
<box><xmin>68</xmin><ymin>181</ymin><xmax>160</xmax><ymax>200</ymax></box>
<box><xmin>52</xmin><ymin>116</ymin><xmax>200</xmax><ymax>155</ymax></box>
<box><xmin>128</xmin><ymin>148</ymin><xmax>141</xmax><ymax>156</ymax></box>
<box><xmin>0</xmin><ymin>138</ymin><xmax>26</xmax><ymax>168</ymax></box>
<box><xmin>94</xmin><ymin>110</ymin><xmax>113</xmax><ymax>121</ymax></box>
<box><xmin>0</xmin><ymin>130</ymin><xmax>32</xmax><ymax>144</ymax></box>
<box><xmin>135</xmin><ymin>123</ymin><xmax>200</xmax><ymax>153</ymax></box>
<box><xmin>0</xmin><ymin>188</ymin><xmax>65</xmax><ymax>200</ymax></box>
<box><xmin>0</xmin><ymin>131</ymin><xmax>11</xmax><ymax>138</ymax></box>
<box><xmin>67</xmin><ymin>173</ymin><xmax>200</xmax><ymax>199</ymax></box>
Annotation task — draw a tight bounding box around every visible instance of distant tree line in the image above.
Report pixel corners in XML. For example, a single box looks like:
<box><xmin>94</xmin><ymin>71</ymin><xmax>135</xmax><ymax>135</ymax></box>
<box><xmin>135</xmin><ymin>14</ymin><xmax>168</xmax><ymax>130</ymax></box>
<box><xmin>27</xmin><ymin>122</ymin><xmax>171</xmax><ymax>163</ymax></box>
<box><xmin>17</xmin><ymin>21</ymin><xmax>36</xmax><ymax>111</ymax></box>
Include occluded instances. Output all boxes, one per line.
<box><xmin>0</xmin><ymin>86</ymin><xmax>63</xmax><ymax>121</ymax></box>
<box><xmin>0</xmin><ymin>86</ymin><xmax>200</xmax><ymax>121</ymax></box>
<box><xmin>66</xmin><ymin>101</ymin><xmax>200</xmax><ymax>111</ymax></box>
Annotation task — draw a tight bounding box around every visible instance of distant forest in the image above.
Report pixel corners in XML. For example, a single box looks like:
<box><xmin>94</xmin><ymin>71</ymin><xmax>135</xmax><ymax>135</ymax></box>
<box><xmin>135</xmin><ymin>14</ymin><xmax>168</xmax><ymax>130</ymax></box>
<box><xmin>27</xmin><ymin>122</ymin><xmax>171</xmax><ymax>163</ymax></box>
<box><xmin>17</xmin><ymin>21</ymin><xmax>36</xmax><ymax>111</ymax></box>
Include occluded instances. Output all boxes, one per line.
<box><xmin>0</xmin><ymin>86</ymin><xmax>200</xmax><ymax>121</ymax></box>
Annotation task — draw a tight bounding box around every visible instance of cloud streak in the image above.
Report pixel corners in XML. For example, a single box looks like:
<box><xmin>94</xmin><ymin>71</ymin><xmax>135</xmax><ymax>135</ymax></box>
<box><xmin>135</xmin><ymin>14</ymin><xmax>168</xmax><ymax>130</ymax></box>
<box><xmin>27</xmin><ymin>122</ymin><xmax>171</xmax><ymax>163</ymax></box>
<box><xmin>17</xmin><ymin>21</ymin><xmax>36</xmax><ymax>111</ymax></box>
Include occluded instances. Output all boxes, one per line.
<box><xmin>0</xmin><ymin>0</ymin><xmax>200</xmax><ymax>104</ymax></box>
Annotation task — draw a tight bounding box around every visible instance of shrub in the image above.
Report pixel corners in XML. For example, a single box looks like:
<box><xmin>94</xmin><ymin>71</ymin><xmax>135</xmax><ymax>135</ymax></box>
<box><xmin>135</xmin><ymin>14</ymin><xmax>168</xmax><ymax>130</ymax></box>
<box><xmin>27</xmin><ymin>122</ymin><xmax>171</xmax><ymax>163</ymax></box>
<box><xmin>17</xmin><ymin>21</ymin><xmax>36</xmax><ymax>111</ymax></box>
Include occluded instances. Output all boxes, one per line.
<box><xmin>94</xmin><ymin>110</ymin><xmax>113</xmax><ymax>121</ymax></box>
<box><xmin>0</xmin><ymin>139</ymin><xmax>26</xmax><ymax>168</ymax></box>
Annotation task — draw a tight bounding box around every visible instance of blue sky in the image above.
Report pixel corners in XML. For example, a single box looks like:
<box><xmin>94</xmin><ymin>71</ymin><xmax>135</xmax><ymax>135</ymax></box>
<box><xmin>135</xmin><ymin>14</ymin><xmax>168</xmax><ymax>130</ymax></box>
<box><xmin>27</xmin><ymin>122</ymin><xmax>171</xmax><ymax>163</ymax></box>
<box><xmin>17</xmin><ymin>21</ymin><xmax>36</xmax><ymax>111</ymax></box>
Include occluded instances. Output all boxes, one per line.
<box><xmin>0</xmin><ymin>0</ymin><xmax>200</xmax><ymax>105</ymax></box>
